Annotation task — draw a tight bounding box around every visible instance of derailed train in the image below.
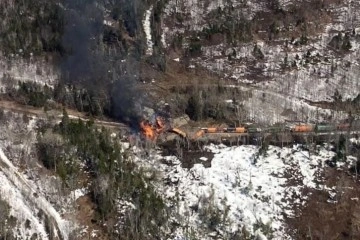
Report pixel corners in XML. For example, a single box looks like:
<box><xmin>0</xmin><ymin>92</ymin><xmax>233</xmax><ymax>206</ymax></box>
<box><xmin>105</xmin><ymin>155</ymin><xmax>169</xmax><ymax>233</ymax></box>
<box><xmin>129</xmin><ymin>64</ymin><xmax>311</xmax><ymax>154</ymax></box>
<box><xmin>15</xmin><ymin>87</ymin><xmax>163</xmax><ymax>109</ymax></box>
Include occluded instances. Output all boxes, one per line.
<box><xmin>291</xmin><ymin>123</ymin><xmax>352</xmax><ymax>132</ymax></box>
<box><xmin>160</xmin><ymin>120</ymin><xmax>360</xmax><ymax>141</ymax></box>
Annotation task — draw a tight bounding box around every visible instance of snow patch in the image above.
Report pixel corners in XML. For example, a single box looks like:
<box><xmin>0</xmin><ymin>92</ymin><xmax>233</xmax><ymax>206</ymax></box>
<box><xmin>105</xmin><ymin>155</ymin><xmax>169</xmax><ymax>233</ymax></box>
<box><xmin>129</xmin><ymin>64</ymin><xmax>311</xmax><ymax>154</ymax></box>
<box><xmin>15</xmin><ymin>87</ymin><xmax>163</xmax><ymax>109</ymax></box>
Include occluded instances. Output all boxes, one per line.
<box><xmin>143</xmin><ymin>6</ymin><xmax>153</xmax><ymax>55</ymax></box>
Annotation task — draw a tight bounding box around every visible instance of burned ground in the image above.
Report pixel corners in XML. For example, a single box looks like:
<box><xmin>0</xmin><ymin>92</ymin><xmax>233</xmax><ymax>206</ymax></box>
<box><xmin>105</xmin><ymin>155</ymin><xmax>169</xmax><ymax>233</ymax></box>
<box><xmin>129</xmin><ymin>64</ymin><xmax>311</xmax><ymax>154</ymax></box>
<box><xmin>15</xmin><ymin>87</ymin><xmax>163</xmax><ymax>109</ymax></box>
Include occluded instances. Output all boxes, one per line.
<box><xmin>159</xmin><ymin>139</ymin><xmax>214</xmax><ymax>168</ymax></box>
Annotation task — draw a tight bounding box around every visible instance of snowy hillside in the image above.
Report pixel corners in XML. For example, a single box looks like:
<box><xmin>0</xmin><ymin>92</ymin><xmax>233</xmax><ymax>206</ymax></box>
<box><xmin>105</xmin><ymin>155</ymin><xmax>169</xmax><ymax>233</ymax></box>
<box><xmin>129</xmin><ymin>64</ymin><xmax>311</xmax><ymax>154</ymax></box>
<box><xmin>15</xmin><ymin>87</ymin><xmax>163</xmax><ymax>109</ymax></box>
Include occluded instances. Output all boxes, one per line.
<box><xmin>0</xmin><ymin>112</ymin><xmax>83</xmax><ymax>239</ymax></box>
<box><xmin>0</xmin><ymin>148</ymin><xmax>73</xmax><ymax>240</ymax></box>
<box><xmin>0</xmin><ymin>56</ymin><xmax>59</xmax><ymax>91</ymax></box>
<box><xmin>0</xmin><ymin>0</ymin><xmax>359</xmax><ymax>239</ymax></box>
<box><xmin>0</xmin><ymin>108</ymin><xmax>358</xmax><ymax>239</ymax></box>
<box><xmin>132</xmin><ymin>142</ymin><xmax>357</xmax><ymax>239</ymax></box>
<box><xmin>161</xmin><ymin>0</ymin><xmax>360</xmax><ymax>124</ymax></box>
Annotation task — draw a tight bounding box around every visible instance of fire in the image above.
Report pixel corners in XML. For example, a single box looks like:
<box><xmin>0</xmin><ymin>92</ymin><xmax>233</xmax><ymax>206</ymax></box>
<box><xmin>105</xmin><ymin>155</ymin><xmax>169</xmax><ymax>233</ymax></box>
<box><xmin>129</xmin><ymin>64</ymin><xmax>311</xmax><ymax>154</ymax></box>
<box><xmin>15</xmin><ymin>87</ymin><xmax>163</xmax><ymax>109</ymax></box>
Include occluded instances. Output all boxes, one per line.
<box><xmin>139</xmin><ymin>115</ymin><xmax>191</xmax><ymax>141</ymax></box>
<box><xmin>140</xmin><ymin>120</ymin><xmax>156</xmax><ymax>140</ymax></box>
<box><xmin>140</xmin><ymin>116</ymin><xmax>167</xmax><ymax>140</ymax></box>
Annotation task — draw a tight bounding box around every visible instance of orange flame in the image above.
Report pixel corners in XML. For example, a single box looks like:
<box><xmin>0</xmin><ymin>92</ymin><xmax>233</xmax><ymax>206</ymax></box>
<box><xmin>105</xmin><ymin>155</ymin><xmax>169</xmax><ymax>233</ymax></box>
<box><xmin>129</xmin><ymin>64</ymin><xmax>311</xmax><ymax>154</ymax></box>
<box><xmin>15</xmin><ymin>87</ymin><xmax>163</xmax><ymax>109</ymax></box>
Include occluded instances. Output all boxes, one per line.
<box><xmin>140</xmin><ymin>120</ymin><xmax>156</xmax><ymax>140</ymax></box>
<box><xmin>139</xmin><ymin>116</ymin><xmax>168</xmax><ymax>140</ymax></box>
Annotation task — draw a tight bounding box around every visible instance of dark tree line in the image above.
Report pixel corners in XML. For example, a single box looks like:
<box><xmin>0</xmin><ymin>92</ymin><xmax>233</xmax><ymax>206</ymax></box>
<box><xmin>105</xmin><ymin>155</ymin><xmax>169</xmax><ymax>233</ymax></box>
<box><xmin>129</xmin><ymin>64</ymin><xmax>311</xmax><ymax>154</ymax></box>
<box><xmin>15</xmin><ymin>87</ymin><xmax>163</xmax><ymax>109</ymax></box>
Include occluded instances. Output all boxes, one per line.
<box><xmin>0</xmin><ymin>0</ymin><xmax>65</xmax><ymax>56</ymax></box>
<box><xmin>36</xmin><ymin>112</ymin><xmax>168</xmax><ymax>239</ymax></box>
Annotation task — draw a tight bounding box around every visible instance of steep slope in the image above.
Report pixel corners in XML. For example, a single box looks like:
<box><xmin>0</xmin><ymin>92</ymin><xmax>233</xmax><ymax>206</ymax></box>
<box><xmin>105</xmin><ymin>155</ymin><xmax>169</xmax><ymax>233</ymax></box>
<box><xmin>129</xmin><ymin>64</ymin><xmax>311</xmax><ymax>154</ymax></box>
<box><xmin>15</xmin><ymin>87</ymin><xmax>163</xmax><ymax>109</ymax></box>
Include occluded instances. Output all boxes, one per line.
<box><xmin>130</xmin><ymin>142</ymin><xmax>360</xmax><ymax>239</ymax></box>
<box><xmin>0</xmin><ymin>148</ymin><xmax>71</xmax><ymax>239</ymax></box>
<box><xmin>160</xmin><ymin>0</ymin><xmax>360</xmax><ymax>123</ymax></box>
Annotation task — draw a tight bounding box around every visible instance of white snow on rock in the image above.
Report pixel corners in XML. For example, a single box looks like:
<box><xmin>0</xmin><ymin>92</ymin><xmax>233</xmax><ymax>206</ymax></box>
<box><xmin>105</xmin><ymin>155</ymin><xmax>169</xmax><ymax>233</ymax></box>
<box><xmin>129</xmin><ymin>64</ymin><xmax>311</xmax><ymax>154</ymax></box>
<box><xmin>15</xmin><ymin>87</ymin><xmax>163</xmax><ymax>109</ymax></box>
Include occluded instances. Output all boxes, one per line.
<box><xmin>0</xmin><ymin>171</ymin><xmax>49</xmax><ymax>239</ymax></box>
<box><xmin>350</xmin><ymin>137</ymin><xmax>360</xmax><ymax>145</ymax></box>
<box><xmin>135</xmin><ymin>144</ymin><xmax>339</xmax><ymax>239</ymax></box>
<box><xmin>70</xmin><ymin>188</ymin><xmax>87</xmax><ymax>201</ymax></box>
<box><xmin>161</xmin><ymin>27</ymin><xmax>168</xmax><ymax>47</ymax></box>
<box><xmin>143</xmin><ymin>6</ymin><xmax>153</xmax><ymax>55</ymax></box>
<box><xmin>0</xmin><ymin>148</ymin><xmax>73</xmax><ymax>240</ymax></box>
<box><xmin>0</xmin><ymin>57</ymin><xmax>59</xmax><ymax>91</ymax></box>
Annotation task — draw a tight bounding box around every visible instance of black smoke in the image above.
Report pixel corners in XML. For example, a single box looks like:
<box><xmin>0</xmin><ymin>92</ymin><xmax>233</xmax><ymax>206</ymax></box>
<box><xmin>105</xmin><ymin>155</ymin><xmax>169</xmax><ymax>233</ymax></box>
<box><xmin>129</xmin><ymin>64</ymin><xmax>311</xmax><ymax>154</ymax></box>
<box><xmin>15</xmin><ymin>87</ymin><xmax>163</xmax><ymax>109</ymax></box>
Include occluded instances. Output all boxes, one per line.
<box><xmin>61</xmin><ymin>1</ymin><xmax>105</xmax><ymax>88</ymax></box>
<box><xmin>60</xmin><ymin>0</ymin><xmax>146</xmax><ymax>124</ymax></box>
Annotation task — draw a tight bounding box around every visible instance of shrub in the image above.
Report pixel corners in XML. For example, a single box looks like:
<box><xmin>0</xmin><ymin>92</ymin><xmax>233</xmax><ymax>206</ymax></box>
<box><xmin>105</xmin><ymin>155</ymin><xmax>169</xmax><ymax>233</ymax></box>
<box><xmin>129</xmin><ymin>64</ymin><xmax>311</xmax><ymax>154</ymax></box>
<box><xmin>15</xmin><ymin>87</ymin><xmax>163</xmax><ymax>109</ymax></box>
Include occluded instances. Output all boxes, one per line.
<box><xmin>186</xmin><ymin>93</ymin><xmax>203</xmax><ymax>121</ymax></box>
<box><xmin>188</xmin><ymin>38</ymin><xmax>202</xmax><ymax>56</ymax></box>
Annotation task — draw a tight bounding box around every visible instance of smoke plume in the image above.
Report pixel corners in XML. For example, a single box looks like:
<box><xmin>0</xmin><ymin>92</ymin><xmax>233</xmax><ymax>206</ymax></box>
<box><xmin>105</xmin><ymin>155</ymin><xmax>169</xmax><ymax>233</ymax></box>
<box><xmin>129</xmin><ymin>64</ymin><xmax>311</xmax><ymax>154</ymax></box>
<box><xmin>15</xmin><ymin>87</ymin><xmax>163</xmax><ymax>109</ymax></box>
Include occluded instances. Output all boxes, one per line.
<box><xmin>60</xmin><ymin>0</ymin><xmax>146</xmax><ymax>124</ymax></box>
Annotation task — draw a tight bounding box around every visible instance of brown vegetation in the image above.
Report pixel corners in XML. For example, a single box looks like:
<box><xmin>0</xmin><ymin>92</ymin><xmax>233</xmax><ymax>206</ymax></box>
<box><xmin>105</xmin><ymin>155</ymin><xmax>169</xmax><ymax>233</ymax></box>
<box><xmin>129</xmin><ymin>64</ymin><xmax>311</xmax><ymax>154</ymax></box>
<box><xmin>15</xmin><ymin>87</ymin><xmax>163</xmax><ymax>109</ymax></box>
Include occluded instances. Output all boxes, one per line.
<box><xmin>287</xmin><ymin>168</ymin><xmax>360</xmax><ymax>240</ymax></box>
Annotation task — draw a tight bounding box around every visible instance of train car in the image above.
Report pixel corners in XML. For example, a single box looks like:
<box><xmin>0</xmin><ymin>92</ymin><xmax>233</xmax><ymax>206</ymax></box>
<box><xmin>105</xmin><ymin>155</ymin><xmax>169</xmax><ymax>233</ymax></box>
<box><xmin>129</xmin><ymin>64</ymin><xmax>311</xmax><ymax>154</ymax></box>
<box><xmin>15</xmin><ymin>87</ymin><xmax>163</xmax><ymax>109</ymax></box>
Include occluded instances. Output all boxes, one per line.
<box><xmin>315</xmin><ymin>124</ymin><xmax>336</xmax><ymax>132</ymax></box>
<box><xmin>170</xmin><ymin>128</ymin><xmax>187</xmax><ymax>138</ymax></box>
<box><xmin>293</xmin><ymin>124</ymin><xmax>314</xmax><ymax>132</ymax></box>
<box><xmin>337</xmin><ymin>123</ymin><xmax>350</xmax><ymax>131</ymax></box>
<box><xmin>265</xmin><ymin>126</ymin><xmax>285</xmax><ymax>133</ymax></box>
<box><xmin>205</xmin><ymin>128</ymin><xmax>216</xmax><ymax>133</ymax></box>
<box><xmin>193</xmin><ymin>129</ymin><xmax>205</xmax><ymax>139</ymax></box>
<box><xmin>223</xmin><ymin>127</ymin><xmax>236</xmax><ymax>133</ymax></box>
<box><xmin>205</xmin><ymin>127</ymin><xmax>222</xmax><ymax>133</ymax></box>
<box><xmin>235</xmin><ymin>127</ymin><xmax>246</xmax><ymax>133</ymax></box>
<box><xmin>247</xmin><ymin>127</ymin><xmax>262</xmax><ymax>133</ymax></box>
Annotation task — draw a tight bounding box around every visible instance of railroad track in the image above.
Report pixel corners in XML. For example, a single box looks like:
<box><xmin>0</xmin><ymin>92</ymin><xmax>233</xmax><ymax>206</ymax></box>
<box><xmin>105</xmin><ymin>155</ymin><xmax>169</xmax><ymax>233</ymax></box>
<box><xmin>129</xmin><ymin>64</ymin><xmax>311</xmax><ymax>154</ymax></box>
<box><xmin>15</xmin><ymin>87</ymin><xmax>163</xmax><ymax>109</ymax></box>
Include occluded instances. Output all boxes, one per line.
<box><xmin>0</xmin><ymin>99</ymin><xmax>358</xmax><ymax>141</ymax></box>
<box><xmin>0</xmin><ymin>100</ymin><xmax>129</xmax><ymax>130</ymax></box>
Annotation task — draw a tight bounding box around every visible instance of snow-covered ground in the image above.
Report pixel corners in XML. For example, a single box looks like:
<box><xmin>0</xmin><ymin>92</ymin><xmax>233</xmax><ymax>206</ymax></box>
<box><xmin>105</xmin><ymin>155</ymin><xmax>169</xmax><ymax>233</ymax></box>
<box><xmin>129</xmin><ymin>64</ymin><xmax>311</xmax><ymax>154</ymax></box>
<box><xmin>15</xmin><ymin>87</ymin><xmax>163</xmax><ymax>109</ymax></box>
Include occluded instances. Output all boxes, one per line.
<box><xmin>132</xmin><ymin>143</ymin><xmax>353</xmax><ymax>239</ymax></box>
<box><xmin>240</xmin><ymin>86</ymin><xmax>348</xmax><ymax>124</ymax></box>
<box><xmin>162</xmin><ymin>0</ymin><xmax>360</xmax><ymax>124</ymax></box>
<box><xmin>0</xmin><ymin>170</ymin><xmax>49</xmax><ymax>239</ymax></box>
<box><xmin>0</xmin><ymin>112</ymin><xmax>82</xmax><ymax>239</ymax></box>
<box><xmin>196</xmin><ymin>33</ymin><xmax>359</xmax><ymax>124</ymax></box>
<box><xmin>0</xmin><ymin>109</ymin><xmax>357</xmax><ymax>239</ymax></box>
<box><xmin>0</xmin><ymin>147</ymin><xmax>73</xmax><ymax>239</ymax></box>
<box><xmin>164</xmin><ymin>0</ymin><xmax>264</xmax><ymax>32</ymax></box>
<box><xmin>143</xmin><ymin>6</ymin><xmax>154</xmax><ymax>56</ymax></box>
<box><xmin>0</xmin><ymin>56</ymin><xmax>59</xmax><ymax>91</ymax></box>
